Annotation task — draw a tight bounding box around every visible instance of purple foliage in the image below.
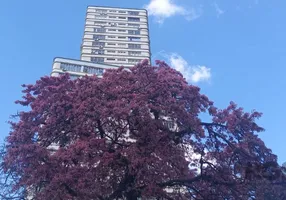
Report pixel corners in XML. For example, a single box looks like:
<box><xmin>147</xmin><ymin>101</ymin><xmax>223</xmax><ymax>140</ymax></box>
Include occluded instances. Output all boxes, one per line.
<box><xmin>1</xmin><ymin>60</ymin><xmax>285</xmax><ymax>200</ymax></box>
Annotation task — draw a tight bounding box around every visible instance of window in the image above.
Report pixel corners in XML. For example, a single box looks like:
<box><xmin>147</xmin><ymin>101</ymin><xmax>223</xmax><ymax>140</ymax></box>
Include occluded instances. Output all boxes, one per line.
<box><xmin>128</xmin><ymin>30</ymin><xmax>140</xmax><ymax>35</ymax></box>
<box><xmin>118</xmin><ymin>43</ymin><xmax>126</xmax><ymax>46</ymax></box>
<box><xmin>118</xmin><ymin>58</ymin><xmax>126</xmax><ymax>61</ymax></box>
<box><xmin>107</xmin><ymin>58</ymin><xmax>115</xmax><ymax>61</ymax></box>
<box><xmin>94</xmin><ymin>28</ymin><xmax>105</xmax><ymax>33</ymax></box>
<box><xmin>119</xmin><ymin>11</ymin><xmax>126</xmax><ymax>13</ymax></box>
<box><xmin>108</xmin><ymin>29</ymin><xmax>116</xmax><ymax>31</ymax></box>
<box><xmin>107</xmin><ymin>43</ymin><xmax>116</xmax><ymax>45</ymax></box>
<box><xmin>91</xmin><ymin>49</ymin><xmax>104</xmax><ymax>55</ymax></box>
<box><xmin>107</xmin><ymin>50</ymin><xmax>116</xmax><ymax>53</ymax></box>
<box><xmin>118</xmin><ymin>23</ymin><xmax>126</xmax><ymax>26</ymax></box>
<box><xmin>60</xmin><ymin>63</ymin><xmax>82</xmax><ymax>72</ymax></box>
<box><xmin>128</xmin><ymin>11</ymin><xmax>139</xmax><ymax>15</ymax></box>
<box><xmin>163</xmin><ymin>121</ymin><xmax>175</xmax><ymax>129</ymax></box>
<box><xmin>118</xmin><ymin>36</ymin><xmax>126</xmax><ymax>39</ymax></box>
<box><xmin>128</xmin><ymin>51</ymin><xmax>141</xmax><ymax>56</ymax></box>
<box><xmin>128</xmin><ymin>44</ymin><xmax>141</xmax><ymax>49</ymax></box>
<box><xmin>93</xmin><ymin>35</ymin><xmax>105</xmax><ymax>40</ymax></box>
<box><xmin>118</xmin><ymin>30</ymin><xmax>126</xmax><ymax>32</ymax></box>
<box><xmin>118</xmin><ymin>51</ymin><xmax>126</xmax><ymax>54</ymax></box>
<box><xmin>108</xmin><ymin>36</ymin><xmax>116</xmax><ymax>38</ymax></box>
<box><xmin>109</xmin><ymin>10</ymin><xmax>116</xmax><ymax>13</ymax></box>
<box><xmin>92</xmin><ymin>42</ymin><xmax>105</xmax><ymax>47</ymax></box>
<box><xmin>128</xmin><ymin>23</ymin><xmax>140</xmax><ymax>27</ymax></box>
<box><xmin>95</xmin><ymin>15</ymin><xmax>107</xmax><ymax>19</ymax></box>
<box><xmin>118</xmin><ymin>17</ymin><xmax>126</xmax><ymax>19</ymax></box>
<box><xmin>95</xmin><ymin>9</ymin><xmax>107</xmax><ymax>13</ymax></box>
<box><xmin>109</xmin><ymin>16</ymin><xmax>116</xmax><ymax>19</ymax></box>
<box><xmin>128</xmin><ymin>59</ymin><xmax>141</xmax><ymax>63</ymax></box>
<box><xmin>91</xmin><ymin>57</ymin><xmax>104</xmax><ymax>63</ymax></box>
<box><xmin>128</xmin><ymin>17</ymin><xmax>140</xmax><ymax>22</ymax></box>
<box><xmin>109</xmin><ymin>22</ymin><xmax>117</xmax><ymax>26</ymax></box>
<box><xmin>128</xmin><ymin>37</ymin><xmax>140</xmax><ymax>41</ymax></box>
<box><xmin>83</xmin><ymin>66</ymin><xmax>104</xmax><ymax>75</ymax></box>
<box><xmin>94</xmin><ymin>21</ymin><xmax>106</xmax><ymax>25</ymax></box>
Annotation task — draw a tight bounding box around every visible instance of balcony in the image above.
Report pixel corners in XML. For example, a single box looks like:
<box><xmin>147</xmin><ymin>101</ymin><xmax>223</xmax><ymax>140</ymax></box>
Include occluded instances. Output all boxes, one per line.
<box><xmin>51</xmin><ymin>57</ymin><xmax>119</xmax><ymax>78</ymax></box>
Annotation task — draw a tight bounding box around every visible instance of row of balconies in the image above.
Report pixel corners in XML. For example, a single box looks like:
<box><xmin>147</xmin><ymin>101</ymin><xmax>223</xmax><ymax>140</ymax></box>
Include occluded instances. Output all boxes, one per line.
<box><xmin>84</xmin><ymin>27</ymin><xmax>149</xmax><ymax>36</ymax></box>
<box><xmin>87</xmin><ymin>7</ymin><xmax>147</xmax><ymax>16</ymax></box>
<box><xmin>86</xmin><ymin>14</ymin><xmax>148</xmax><ymax>23</ymax></box>
<box><xmin>60</xmin><ymin>63</ymin><xmax>105</xmax><ymax>76</ymax></box>
<box><xmin>85</xmin><ymin>20</ymin><xmax>148</xmax><ymax>29</ymax></box>
<box><xmin>81</xmin><ymin>41</ymin><xmax>150</xmax><ymax>50</ymax></box>
<box><xmin>81</xmin><ymin>48</ymin><xmax>150</xmax><ymax>57</ymax></box>
<box><xmin>80</xmin><ymin>55</ymin><xmax>149</xmax><ymax>66</ymax></box>
<box><xmin>85</xmin><ymin>23</ymin><xmax>148</xmax><ymax>30</ymax></box>
<box><xmin>51</xmin><ymin>58</ymin><xmax>119</xmax><ymax>77</ymax></box>
<box><xmin>83</xmin><ymin>34</ymin><xmax>149</xmax><ymax>42</ymax></box>
<box><xmin>87</xmin><ymin>13</ymin><xmax>147</xmax><ymax>20</ymax></box>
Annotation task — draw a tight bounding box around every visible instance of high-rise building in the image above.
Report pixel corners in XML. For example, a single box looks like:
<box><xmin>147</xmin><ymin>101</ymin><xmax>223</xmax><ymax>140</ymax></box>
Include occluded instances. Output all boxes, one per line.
<box><xmin>81</xmin><ymin>6</ymin><xmax>151</xmax><ymax>67</ymax></box>
<box><xmin>51</xmin><ymin>6</ymin><xmax>151</xmax><ymax>77</ymax></box>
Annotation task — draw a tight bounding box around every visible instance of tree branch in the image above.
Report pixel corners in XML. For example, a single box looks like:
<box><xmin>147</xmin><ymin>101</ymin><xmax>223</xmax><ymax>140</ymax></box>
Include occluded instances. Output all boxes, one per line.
<box><xmin>97</xmin><ymin>119</ymin><xmax>105</xmax><ymax>139</ymax></box>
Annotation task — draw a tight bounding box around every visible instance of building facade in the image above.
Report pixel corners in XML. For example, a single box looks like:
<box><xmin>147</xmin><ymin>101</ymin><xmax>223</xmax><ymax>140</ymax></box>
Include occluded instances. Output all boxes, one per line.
<box><xmin>52</xmin><ymin>6</ymin><xmax>151</xmax><ymax>77</ymax></box>
<box><xmin>81</xmin><ymin>6</ymin><xmax>151</xmax><ymax>68</ymax></box>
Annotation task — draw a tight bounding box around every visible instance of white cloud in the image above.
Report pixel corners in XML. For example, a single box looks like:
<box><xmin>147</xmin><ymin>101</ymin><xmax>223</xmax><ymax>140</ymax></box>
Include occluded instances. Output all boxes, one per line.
<box><xmin>144</xmin><ymin>0</ymin><xmax>202</xmax><ymax>23</ymax></box>
<box><xmin>168</xmin><ymin>53</ymin><xmax>211</xmax><ymax>83</ymax></box>
<box><xmin>213</xmin><ymin>2</ymin><xmax>225</xmax><ymax>17</ymax></box>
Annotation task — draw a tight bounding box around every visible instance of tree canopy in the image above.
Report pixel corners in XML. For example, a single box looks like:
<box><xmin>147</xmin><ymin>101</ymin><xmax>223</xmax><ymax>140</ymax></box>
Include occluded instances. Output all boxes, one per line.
<box><xmin>1</xmin><ymin>60</ymin><xmax>285</xmax><ymax>200</ymax></box>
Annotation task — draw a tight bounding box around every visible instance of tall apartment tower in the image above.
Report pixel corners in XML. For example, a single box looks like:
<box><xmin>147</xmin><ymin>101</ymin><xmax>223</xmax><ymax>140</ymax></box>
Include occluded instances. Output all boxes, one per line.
<box><xmin>81</xmin><ymin>6</ymin><xmax>151</xmax><ymax>67</ymax></box>
<box><xmin>51</xmin><ymin>6</ymin><xmax>151</xmax><ymax>78</ymax></box>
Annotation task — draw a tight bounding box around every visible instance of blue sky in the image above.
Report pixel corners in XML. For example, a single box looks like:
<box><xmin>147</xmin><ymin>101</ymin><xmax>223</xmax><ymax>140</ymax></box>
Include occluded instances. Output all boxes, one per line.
<box><xmin>0</xmin><ymin>0</ymin><xmax>286</xmax><ymax>163</ymax></box>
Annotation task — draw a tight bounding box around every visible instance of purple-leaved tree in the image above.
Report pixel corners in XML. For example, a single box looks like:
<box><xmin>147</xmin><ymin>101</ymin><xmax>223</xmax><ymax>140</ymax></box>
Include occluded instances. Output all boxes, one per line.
<box><xmin>1</xmin><ymin>60</ymin><xmax>286</xmax><ymax>200</ymax></box>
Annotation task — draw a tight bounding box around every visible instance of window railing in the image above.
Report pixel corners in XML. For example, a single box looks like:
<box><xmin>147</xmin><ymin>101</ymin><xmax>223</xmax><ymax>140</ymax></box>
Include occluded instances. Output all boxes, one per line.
<box><xmin>93</xmin><ymin>35</ymin><xmax>105</xmax><ymax>40</ymax></box>
<box><xmin>128</xmin><ymin>17</ymin><xmax>140</xmax><ymax>22</ymax></box>
<box><xmin>91</xmin><ymin>57</ymin><xmax>104</xmax><ymax>63</ymax></box>
<box><xmin>128</xmin><ymin>37</ymin><xmax>141</xmax><ymax>41</ymax></box>
<box><xmin>92</xmin><ymin>42</ymin><xmax>105</xmax><ymax>47</ymax></box>
<box><xmin>128</xmin><ymin>11</ymin><xmax>139</xmax><ymax>15</ymax></box>
<box><xmin>128</xmin><ymin>30</ymin><xmax>140</xmax><ymax>35</ymax></box>
<box><xmin>91</xmin><ymin>49</ymin><xmax>104</xmax><ymax>55</ymax></box>
<box><xmin>95</xmin><ymin>9</ymin><xmax>107</xmax><ymax>13</ymax></box>
<box><xmin>128</xmin><ymin>44</ymin><xmax>141</xmax><ymax>49</ymax></box>
<box><xmin>94</xmin><ymin>28</ymin><xmax>106</xmax><ymax>33</ymax></box>
<box><xmin>128</xmin><ymin>59</ymin><xmax>141</xmax><ymax>63</ymax></box>
<box><xmin>128</xmin><ymin>23</ymin><xmax>140</xmax><ymax>27</ymax></box>
<box><xmin>128</xmin><ymin>51</ymin><xmax>141</xmax><ymax>56</ymax></box>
